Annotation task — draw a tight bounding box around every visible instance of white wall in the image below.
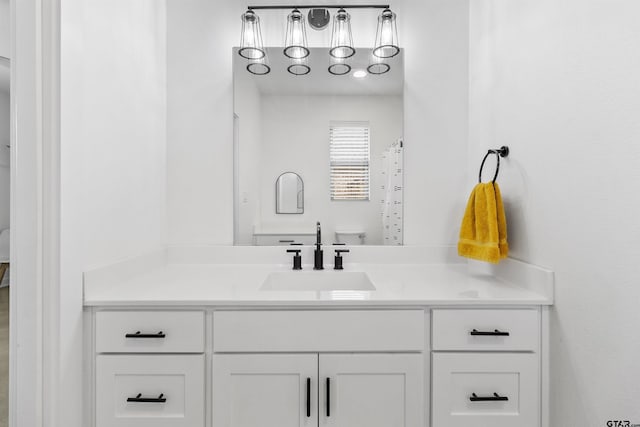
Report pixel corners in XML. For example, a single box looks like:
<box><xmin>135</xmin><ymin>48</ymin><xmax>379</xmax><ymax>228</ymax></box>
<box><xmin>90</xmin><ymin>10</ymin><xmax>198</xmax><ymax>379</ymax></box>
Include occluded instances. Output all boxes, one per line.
<box><xmin>0</xmin><ymin>90</ymin><xmax>8</xmax><ymax>232</ymax></box>
<box><xmin>167</xmin><ymin>0</ymin><xmax>235</xmax><ymax>245</ymax></box>
<box><xmin>0</xmin><ymin>0</ymin><xmax>9</xmax><ymax>59</ymax></box>
<box><xmin>0</xmin><ymin>0</ymin><xmax>9</xmax><ymax>234</ymax></box>
<box><xmin>234</xmin><ymin>67</ymin><xmax>263</xmax><ymax>244</ymax></box>
<box><xmin>469</xmin><ymin>1</ymin><xmax>640</xmax><ymax>425</ymax></box>
<box><xmin>256</xmin><ymin>95</ymin><xmax>402</xmax><ymax>245</ymax></box>
<box><xmin>167</xmin><ymin>0</ymin><xmax>470</xmax><ymax>247</ymax></box>
<box><xmin>61</xmin><ymin>1</ymin><xmax>167</xmax><ymax>426</ymax></box>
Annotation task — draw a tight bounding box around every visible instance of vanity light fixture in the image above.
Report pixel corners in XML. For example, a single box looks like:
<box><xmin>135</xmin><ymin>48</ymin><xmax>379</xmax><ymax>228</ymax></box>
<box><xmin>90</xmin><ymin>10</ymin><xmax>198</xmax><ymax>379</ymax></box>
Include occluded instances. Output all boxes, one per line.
<box><xmin>239</xmin><ymin>10</ymin><xmax>266</xmax><ymax>60</ymax></box>
<box><xmin>330</xmin><ymin>9</ymin><xmax>355</xmax><ymax>59</ymax></box>
<box><xmin>308</xmin><ymin>8</ymin><xmax>331</xmax><ymax>30</ymax></box>
<box><xmin>284</xmin><ymin>9</ymin><xmax>310</xmax><ymax>60</ymax></box>
<box><xmin>373</xmin><ymin>8</ymin><xmax>399</xmax><ymax>58</ymax></box>
<box><xmin>241</xmin><ymin>5</ymin><xmax>399</xmax><ymax>76</ymax></box>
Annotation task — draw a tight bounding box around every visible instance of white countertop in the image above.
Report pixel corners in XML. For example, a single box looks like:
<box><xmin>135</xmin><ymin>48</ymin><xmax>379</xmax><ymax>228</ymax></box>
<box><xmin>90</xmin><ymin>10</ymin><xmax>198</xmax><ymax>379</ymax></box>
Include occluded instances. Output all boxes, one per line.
<box><xmin>83</xmin><ymin>258</ymin><xmax>554</xmax><ymax>307</ymax></box>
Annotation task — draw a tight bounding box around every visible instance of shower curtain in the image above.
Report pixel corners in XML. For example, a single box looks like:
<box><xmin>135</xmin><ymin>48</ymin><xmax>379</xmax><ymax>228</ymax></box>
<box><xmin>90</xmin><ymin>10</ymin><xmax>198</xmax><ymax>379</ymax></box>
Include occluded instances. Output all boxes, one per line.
<box><xmin>380</xmin><ymin>140</ymin><xmax>404</xmax><ymax>245</ymax></box>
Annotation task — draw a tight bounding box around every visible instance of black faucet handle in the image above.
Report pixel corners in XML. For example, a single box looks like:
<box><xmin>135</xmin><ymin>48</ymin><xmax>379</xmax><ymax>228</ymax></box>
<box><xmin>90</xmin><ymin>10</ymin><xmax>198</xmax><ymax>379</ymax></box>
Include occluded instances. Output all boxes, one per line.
<box><xmin>333</xmin><ymin>249</ymin><xmax>349</xmax><ymax>270</ymax></box>
<box><xmin>287</xmin><ymin>249</ymin><xmax>302</xmax><ymax>270</ymax></box>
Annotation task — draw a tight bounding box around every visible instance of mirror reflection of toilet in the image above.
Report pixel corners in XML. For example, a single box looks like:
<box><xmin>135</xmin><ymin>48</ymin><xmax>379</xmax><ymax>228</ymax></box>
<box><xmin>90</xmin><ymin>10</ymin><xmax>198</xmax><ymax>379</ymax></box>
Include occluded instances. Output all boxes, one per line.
<box><xmin>335</xmin><ymin>229</ymin><xmax>366</xmax><ymax>245</ymax></box>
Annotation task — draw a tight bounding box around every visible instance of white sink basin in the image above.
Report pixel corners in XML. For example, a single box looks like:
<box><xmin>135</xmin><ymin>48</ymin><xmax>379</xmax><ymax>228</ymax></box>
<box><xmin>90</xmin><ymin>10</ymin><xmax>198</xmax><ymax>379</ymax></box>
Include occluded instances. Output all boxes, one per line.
<box><xmin>261</xmin><ymin>271</ymin><xmax>375</xmax><ymax>291</ymax></box>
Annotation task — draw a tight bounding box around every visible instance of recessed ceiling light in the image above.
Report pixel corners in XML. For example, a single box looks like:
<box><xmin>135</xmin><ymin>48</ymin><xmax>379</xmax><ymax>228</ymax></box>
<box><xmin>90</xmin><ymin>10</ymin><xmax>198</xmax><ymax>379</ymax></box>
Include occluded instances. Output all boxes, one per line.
<box><xmin>353</xmin><ymin>70</ymin><xmax>367</xmax><ymax>78</ymax></box>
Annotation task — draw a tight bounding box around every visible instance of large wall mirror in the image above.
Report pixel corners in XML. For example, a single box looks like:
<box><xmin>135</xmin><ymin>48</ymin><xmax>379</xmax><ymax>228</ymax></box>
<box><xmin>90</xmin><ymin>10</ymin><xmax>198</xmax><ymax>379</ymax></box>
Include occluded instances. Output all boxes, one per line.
<box><xmin>234</xmin><ymin>47</ymin><xmax>404</xmax><ymax>246</ymax></box>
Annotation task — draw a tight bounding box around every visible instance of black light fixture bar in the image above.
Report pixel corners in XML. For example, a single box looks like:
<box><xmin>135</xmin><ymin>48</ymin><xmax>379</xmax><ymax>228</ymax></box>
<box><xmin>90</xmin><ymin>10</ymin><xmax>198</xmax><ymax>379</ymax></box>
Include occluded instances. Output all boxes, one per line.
<box><xmin>248</xmin><ymin>4</ymin><xmax>389</xmax><ymax>10</ymax></box>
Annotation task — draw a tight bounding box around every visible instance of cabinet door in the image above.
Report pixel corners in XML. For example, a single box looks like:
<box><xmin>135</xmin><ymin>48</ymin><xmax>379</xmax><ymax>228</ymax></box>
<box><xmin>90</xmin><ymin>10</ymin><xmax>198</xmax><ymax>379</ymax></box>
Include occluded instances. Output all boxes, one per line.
<box><xmin>213</xmin><ymin>354</ymin><xmax>318</xmax><ymax>427</ymax></box>
<box><xmin>319</xmin><ymin>354</ymin><xmax>424</xmax><ymax>427</ymax></box>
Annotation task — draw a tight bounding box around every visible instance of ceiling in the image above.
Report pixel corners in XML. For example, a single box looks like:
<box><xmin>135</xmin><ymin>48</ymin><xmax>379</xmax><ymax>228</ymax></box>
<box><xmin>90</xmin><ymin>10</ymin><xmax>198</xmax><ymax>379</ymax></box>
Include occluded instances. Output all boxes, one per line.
<box><xmin>234</xmin><ymin>47</ymin><xmax>403</xmax><ymax>96</ymax></box>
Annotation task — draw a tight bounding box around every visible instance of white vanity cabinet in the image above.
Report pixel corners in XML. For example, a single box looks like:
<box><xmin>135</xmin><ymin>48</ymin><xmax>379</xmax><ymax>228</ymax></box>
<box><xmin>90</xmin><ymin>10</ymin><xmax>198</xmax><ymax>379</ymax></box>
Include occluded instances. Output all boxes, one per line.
<box><xmin>213</xmin><ymin>353</ymin><xmax>423</xmax><ymax>427</ymax></box>
<box><xmin>87</xmin><ymin>306</ymin><xmax>547</xmax><ymax>427</ymax></box>
<box><xmin>431</xmin><ymin>308</ymin><xmax>542</xmax><ymax>427</ymax></box>
<box><xmin>212</xmin><ymin>310</ymin><xmax>425</xmax><ymax>427</ymax></box>
<box><xmin>92</xmin><ymin>310</ymin><xmax>206</xmax><ymax>427</ymax></box>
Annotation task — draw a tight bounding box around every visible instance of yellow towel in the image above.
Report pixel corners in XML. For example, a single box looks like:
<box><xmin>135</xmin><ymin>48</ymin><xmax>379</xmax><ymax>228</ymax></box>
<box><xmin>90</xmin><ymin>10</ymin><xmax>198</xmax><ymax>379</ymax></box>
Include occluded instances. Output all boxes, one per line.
<box><xmin>458</xmin><ymin>182</ymin><xmax>508</xmax><ymax>264</ymax></box>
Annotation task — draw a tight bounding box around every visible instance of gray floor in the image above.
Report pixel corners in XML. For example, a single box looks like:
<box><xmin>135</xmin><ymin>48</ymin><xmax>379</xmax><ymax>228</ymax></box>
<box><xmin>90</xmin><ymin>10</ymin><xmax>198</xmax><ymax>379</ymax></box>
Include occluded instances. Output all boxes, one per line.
<box><xmin>0</xmin><ymin>287</ymin><xmax>8</xmax><ymax>427</ymax></box>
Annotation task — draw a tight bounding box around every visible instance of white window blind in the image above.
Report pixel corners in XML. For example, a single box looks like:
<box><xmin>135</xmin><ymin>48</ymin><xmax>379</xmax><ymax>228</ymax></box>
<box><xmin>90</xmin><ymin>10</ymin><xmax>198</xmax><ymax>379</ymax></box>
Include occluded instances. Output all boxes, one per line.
<box><xmin>330</xmin><ymin>123</ymin><xmax>370</xmax><ymax>201</ymax></box>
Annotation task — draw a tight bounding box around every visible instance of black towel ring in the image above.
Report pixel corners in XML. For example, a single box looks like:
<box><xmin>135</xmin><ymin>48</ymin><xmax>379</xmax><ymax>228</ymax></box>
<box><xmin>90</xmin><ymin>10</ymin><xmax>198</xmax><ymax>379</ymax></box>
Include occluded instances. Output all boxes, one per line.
<box><xmin>478</xmin><ymin>146</ymin><xmax>510</xmax><ymax>183</ymax></box>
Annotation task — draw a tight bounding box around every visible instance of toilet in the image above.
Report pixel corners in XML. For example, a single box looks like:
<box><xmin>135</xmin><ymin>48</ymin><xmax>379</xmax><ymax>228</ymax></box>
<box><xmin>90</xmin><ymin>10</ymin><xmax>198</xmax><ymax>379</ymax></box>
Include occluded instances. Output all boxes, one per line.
<box><xmin>334</xmin><ymin>229</ymin><xmax>366</xmax><ymax>245</ymax></box>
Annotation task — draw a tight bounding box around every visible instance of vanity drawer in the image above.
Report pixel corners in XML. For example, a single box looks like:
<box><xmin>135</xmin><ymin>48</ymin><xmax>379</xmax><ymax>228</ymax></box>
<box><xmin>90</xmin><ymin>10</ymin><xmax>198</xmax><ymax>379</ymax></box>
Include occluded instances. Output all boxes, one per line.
<box><xmin>95</xmin><ymin>311</ymin><xmax>205</xmax><ymax>353</ymax></box>
<box><xmin>95</xmin><ymin>354</ymin><xmax>205</xmax><ymax>427</ymax></box>
<box><xmin>432</xmin><ymin>352</ymin><xmax>539</xmax><ymax>427</ymax></box>
<box><xmin>432</xmin><ymin>309</ymin><xmax>539</xmax><ymax>351</ymax></box>
<box><xmin>213</xmin><ymin>310</ymin><xmax>425</xmax><ymax>352</ymax></box>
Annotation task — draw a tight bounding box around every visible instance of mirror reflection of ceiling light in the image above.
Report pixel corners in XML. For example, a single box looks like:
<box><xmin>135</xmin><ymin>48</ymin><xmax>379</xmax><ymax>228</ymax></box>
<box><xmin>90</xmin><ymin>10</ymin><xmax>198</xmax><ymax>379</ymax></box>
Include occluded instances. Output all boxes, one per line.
<box><xmin>353</xmin><ymin>69</ymin><xmax>367</xmax><ymax>78</ymax></box>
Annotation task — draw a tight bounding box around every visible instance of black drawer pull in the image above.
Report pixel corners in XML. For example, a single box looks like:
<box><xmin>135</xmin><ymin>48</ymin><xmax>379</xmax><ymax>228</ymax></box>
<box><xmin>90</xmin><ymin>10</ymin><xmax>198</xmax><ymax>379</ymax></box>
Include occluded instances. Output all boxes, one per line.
<box><xmin>279</xmin><ymin>239</ymin><xmax>295</xmax><ymax>243</ymax></box>
<box><xmin>470</xmin><ymin>392</ymin><xmax>509</xmax><ymax>402</ymax></box>
<box><xmin>470</xmin><ymin>329</ymin><xmax>510</xmax><ymax>336</ymax></box>
<box><xmin>127</xmin><ymin>393</ymin><xmax>166</xmax><ymax>403</ymax></box>
<box><xmin>125</xmin><ymin>331</ymin><xmax>166</xmax><ymax>338</ymax></box>
<box><xmin>326</xmin><ymin>377</ymin><xmax>330</xmax><ymax>417</ymax></box>
<box><xmin>306</xmin><ymin>378</ymin><xmax>311</xmax><ymax>417</ymax></box>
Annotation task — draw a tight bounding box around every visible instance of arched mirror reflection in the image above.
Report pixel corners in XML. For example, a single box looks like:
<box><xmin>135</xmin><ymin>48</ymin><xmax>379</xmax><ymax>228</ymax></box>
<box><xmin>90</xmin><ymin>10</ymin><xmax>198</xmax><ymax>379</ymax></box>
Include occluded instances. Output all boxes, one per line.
<box><xmin>276</xmin><ymin>172</ymin><xmax>304</xmax><ymax>214</ymax></box>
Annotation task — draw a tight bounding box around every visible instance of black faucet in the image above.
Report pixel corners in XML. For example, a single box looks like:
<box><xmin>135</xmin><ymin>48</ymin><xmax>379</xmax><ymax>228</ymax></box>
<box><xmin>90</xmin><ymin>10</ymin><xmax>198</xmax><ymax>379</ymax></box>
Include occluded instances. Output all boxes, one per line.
<box><xmin>314</xmin><ymin>221</ymin><xmax>323</xmax><ymax>270</ymax></box>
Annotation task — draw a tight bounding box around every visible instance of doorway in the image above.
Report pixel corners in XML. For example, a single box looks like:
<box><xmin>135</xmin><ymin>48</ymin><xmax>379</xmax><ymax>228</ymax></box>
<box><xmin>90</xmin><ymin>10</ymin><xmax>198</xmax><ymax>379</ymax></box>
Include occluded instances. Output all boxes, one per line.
<box><xmin>0</xmin><ymin>0</ymin><xmax>10</xmax><ymax>425</ymax></box>
<box><xmin>0</xmin><ymin>51</ymin><xmax>9</xmax><ymax>427</ymax></box>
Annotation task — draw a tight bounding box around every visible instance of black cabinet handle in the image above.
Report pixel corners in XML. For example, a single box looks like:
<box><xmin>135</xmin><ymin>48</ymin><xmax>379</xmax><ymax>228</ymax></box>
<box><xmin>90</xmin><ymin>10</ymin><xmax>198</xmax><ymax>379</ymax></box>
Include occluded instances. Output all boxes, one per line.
<box><xmin>306</xmin><ymin>378</ymin><xmax>311</xmax><ymax>417</ymax></box>
<box><xmin>470</xmin><ymin>392</ymin><xmax>508</xmax><ymax>402</ymax></box>
<box><xmin>125</xmin><ymin>331</ymin><xmax>166</xmax><ymax>338</ymax></box>
<box><xmin>326</xmin><ymin>377</ymin><xmax>330</xmax><ymax>417</ymax></box>
<box><xmin>470</xmin><ymin>329</ymin><xmax>510</xmax><ymax>336</ymax></box>
<box><xmin>279</xmin><ymin>239</ymin><xmax>295</xmax><ymax>243</ymax></box>
<box><xmin>127</xmin><ymin>393</ymin><xmax>166</xmax><ymax>403</ymax></box>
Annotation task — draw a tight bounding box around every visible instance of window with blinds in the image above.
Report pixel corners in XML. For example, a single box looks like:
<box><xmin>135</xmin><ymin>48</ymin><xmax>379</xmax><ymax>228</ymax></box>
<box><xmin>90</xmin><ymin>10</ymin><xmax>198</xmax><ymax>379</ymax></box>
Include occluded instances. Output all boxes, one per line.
<box><xmin>330</xmin><ymin>123</ymin><xmax>370</xmax><ymax>201</ymax></box>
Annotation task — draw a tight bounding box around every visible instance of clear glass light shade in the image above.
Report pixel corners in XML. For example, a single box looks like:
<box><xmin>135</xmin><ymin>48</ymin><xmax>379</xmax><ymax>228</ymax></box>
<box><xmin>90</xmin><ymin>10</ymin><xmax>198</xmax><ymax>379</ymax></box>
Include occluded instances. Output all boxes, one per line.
<box><xmin>367</xmin><ymin>52</ymin><xmax>390</xmax><ymax>74</ymax></box>
<box><xmin>247</xmin><ymin>55</ymin><xmax>271</xmax><ymax>75</ymax></box>
<box><xmin>328</xmin><ymin>60</ymin><xmax>351</xmax><ymax>75</ymax></box>
<box><xmin>330</xmin><ymin>9</ymin><xmax>355</xmax><ymax>59</ymax></box>
<box><xmin>373</xmin><ymin>9</ymin><xmax>399</xmax><ymax>59</ymax></box>
<box><xmin>288</xmin><ymin>57</ymin><xmax>311</xmax><ymax>75</ymax></box>
<box><xmin>367</xmin><ymin>61</ymin><xmax>390</xmax><ymax>75</ymax></box>
<box><xmin>284</xmin><ymin>9</ymin><xmax>310</xmax><ymax>59</ymax></box>
<box><xmin>239</xmin><ymin>10</ymin><xmax>266</xmax><ymax>60</ymax></box>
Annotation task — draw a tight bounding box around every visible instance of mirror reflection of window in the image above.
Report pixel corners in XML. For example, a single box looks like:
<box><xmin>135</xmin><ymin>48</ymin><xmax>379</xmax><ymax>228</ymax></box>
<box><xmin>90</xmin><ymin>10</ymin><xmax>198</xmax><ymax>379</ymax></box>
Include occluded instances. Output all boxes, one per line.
<box><xmin>330</xmin><ymin>122</ymin><xmax>370</xmax><ymax>201</ymax></box>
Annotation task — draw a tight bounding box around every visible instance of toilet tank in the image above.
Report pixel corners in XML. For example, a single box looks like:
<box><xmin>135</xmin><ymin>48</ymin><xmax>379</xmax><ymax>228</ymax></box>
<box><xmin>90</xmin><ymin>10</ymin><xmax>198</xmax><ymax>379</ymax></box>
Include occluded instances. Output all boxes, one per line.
<box><xmin>334</xmin><ymin>229</ymin><xmax>366</xmax><ymax>245</ymax></box>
